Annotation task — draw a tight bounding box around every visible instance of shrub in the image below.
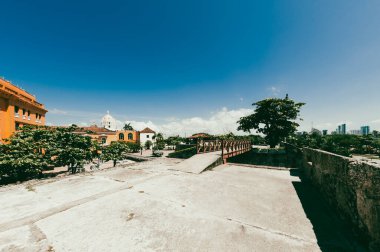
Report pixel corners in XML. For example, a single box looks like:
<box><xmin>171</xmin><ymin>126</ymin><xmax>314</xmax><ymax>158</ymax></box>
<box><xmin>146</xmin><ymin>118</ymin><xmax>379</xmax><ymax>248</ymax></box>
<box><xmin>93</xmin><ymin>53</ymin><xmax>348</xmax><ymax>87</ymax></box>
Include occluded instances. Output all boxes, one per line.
<box><xmin>168</xmin><ymin>147</ymin><xmax>197</xmax><ymax>159</ymax></box>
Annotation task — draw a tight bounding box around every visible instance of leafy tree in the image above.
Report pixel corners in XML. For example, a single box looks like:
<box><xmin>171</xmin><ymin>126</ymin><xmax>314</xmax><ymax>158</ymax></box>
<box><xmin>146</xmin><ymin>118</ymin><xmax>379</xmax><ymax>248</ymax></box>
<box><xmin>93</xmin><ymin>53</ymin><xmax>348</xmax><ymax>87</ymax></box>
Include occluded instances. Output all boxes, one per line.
<box><xmin>52</xmin><ymin>125</ymin><xmax>93</xmax><ymax>173</ymax></box>
<box><xmin>154</xmin><ymin>133</ymin><xmax>165</xmax><ymax>150</ymax></box>
<box><xmin>101</xmin><ymin>141</ymin><xmax>128</xmax><ymax>167</ymax></box>
<box><xmin>287</xmin><ymin>132</ymin><xmax>380</xmax><ymax>157</ymax></box>
<box><xmin>123</xmin><ymin>123</ymin><xmax>134</xmax><ymax>131</ymax></box>
<box><xmin>145</xmin><ymin>140</ymin><xmax>153</xmax><ymax>150</ymax></box>
<box><xmin>0</xmin><ymin>126</ymin><xmax>53</xmax><ymax>183</ymax></box>
<box><xmin>373</xmin><ymin>130</ymin><xmax>379</xmax><ymax>138</ymax></box>
<box><xmin>238</xmin><ymin>95</ymin><xmax>305</xmax><ymax>148</ymax></box>
<box><xmin>125</xmin><ymin>142</ymin><xmax>141</xmax><ymax>153</ymax></box>
<box><xmin>165</xmin><ymin>136</ymin><xmax>185</xmax><ymax>146</ymax></box>
<box><xmin>218</xmin><ymin>132</ymin><xmax>236</xmax><ymax>140</ymax></box>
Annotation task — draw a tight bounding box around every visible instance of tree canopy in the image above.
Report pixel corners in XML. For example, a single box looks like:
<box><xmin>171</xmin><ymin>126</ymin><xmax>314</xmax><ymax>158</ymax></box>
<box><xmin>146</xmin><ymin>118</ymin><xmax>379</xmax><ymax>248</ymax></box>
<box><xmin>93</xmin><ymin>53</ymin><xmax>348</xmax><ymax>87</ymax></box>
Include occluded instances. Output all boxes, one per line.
<box><xmin>237</xmin><ymin>95</ymin><xmax>305</xmax><ymax>148</ymax></box>
<box><xmin>123</xmin><ymin>123</ymin><xmax>134</xmax><ymax>131</ymax></box>
<box><xmin>0</xmin><ymin>125</ymin><xmax>94</xmax><ymax>183</ymax></box>
<box><xmin>101</xmin><ymin>141</ymin><xmax>128</xmax><ymax>167</ymax></box>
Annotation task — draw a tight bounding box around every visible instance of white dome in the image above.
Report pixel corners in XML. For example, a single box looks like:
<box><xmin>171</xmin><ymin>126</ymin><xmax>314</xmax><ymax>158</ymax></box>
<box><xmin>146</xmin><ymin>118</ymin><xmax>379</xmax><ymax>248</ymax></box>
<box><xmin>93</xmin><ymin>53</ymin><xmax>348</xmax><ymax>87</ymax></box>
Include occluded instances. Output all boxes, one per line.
<box><xmin>101</xmin><ymin>111</ymin><xmax>117</xmax><ymax>131</ymax></box>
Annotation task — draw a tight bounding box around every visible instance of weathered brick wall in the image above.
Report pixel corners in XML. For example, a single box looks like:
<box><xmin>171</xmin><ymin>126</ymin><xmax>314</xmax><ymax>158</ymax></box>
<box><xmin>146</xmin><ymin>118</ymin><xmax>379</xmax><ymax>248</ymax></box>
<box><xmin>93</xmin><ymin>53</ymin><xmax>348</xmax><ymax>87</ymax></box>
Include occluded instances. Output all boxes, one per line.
<box><xmin>302</xmin><ymin>147</ymin><xmax>380</xmax><ymax>251</ymax></box>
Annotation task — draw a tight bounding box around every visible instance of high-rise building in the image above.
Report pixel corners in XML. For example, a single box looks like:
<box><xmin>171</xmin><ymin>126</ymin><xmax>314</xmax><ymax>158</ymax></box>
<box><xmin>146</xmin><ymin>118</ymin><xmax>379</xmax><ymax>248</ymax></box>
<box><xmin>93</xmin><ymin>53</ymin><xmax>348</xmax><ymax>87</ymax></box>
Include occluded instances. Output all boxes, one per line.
<box><xmin>337</xmin><ymin>124</ymin><xmax>346</xmax><ymax>134</ymax></box>
<box><xmin>360</xmin><ymin>126</ymin><xmax>370</xmax><ymax>135</ymax></box>
<box><xmin>0</xmin><ymin>78</ymin><xmax>47</xmax><ymax>142</ymax></box>
<box><xmin>349</xmin><ymin>130</ymin><xmax>361</xmax><ymax>135</ymax></box>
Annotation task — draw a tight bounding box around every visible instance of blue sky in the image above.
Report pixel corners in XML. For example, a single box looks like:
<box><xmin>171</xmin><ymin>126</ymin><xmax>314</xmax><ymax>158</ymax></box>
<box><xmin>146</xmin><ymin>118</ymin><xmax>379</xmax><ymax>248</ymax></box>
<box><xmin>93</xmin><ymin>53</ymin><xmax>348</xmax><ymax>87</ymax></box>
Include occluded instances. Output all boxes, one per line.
<box><xmin>1</xmin><ymin>0</ymin><xmax>380</xmax><ymax>135</ymax></box>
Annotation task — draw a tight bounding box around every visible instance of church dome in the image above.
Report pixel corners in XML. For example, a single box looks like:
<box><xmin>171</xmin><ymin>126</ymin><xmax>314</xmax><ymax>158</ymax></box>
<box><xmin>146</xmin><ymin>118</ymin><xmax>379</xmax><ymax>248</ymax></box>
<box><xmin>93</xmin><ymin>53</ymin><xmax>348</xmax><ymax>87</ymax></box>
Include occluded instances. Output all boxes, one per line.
<box><xmin>101</xmin><ymin>111</ymin><xmax>117</xmax><ymax>131</ymax></box>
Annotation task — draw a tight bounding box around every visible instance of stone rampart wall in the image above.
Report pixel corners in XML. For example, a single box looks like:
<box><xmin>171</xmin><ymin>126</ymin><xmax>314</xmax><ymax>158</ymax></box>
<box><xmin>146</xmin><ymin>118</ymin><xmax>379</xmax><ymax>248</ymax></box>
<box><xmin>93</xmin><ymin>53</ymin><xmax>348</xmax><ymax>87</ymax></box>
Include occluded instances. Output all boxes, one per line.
<box><xmin>301</xmin><ymin>147</ymin><xmax>380</xmax><ymax>251</ymax></box>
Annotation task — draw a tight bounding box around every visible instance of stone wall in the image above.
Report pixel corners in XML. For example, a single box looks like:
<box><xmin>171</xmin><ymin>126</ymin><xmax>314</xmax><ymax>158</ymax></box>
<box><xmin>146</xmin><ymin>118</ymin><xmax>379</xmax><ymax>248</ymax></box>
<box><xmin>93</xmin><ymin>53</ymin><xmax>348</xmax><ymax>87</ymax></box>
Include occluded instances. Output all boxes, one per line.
<box><xmin>301</xmin><ymin>147</ymin><xmax>380</xmax><ymax>251</ymax></box>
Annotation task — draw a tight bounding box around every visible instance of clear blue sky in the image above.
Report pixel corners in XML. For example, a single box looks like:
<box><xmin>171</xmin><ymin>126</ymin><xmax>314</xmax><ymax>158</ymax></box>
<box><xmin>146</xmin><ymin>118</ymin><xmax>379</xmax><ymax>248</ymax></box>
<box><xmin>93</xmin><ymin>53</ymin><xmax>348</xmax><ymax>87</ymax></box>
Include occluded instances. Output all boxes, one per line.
<box><xmin>1</xmin><ymin>0</ymin><xmax>380</xmax><ymax>134</ymax></box>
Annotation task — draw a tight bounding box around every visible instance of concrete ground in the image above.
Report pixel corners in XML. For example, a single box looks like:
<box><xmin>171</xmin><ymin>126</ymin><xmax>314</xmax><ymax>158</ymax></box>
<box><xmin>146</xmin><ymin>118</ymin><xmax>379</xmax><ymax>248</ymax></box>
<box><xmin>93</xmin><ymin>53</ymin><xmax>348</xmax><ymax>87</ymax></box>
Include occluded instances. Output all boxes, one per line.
<box><xmin>0</xmin><ymin>157</ymin><xmax>363</xmax><ymax>252</ymax></box>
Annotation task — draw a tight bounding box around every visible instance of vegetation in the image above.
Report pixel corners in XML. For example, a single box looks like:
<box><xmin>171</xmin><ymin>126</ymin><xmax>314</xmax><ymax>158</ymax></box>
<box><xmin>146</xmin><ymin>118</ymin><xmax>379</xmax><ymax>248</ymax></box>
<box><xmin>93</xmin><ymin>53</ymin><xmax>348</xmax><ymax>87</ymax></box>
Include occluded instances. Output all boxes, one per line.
<box><xmin>167</xmin><ymin>146</ymin><xmax>197</xmax><ymax>159</ymax></box>
<box><xmin>164</xmin><ymin>136</ymin><xmax>186</xmax><ymax>146</ymax></box>
<box><xmin>154</xmin><ymin>133</ymin><xmax>165</xmax><ymax>150</ymax></box>
<box><xmin>0</xmin><ymin>125</ymin><xmax>94</xmax><ymax>183</ymax></box>
<box><xmin>126</xmin><ymin>142</ymin><xmax>141</xmax><ymax>153</ymax></box>
<box><xmin>52</xmin><ymin>126</ymin><xmax>93</xmax><ymax>173</ymax></box>
<box><xmin>237</xmin><ymin>95</ymin><xmax>305</xmax><ymax>148</ymax></box>
<box><xmin>123</xmin><ymin>123</ymin><xmax>134</xmax><ymax>131</ymax></box>
<box><xmin>287</xmin><ymin>132</ymin><xmax>380</xmax><ymax>157</ymax></box>
<box><xmin>145</xmin><ymin>140</ymin><xmax>153</xmax><ymax>150</ymax></box>
<box><xmin>101</xmin><ymin>141</ymin><xmax>128</xmax><ymax>167</ymax></box>
<box><xmin>0</xmin><ymin>125</ymin><xmax>143</xmax><ymax>184</ymax></box>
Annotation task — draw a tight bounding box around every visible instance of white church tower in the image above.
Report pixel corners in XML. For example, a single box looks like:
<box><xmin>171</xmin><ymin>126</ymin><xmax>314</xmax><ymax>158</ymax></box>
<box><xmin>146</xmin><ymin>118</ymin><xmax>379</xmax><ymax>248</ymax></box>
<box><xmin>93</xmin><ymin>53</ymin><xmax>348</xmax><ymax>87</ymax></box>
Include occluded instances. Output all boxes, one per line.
<box><xmin>101</xmin><ymin>111</ymin><xmax>117</xmax><ymax>131</ymax></box>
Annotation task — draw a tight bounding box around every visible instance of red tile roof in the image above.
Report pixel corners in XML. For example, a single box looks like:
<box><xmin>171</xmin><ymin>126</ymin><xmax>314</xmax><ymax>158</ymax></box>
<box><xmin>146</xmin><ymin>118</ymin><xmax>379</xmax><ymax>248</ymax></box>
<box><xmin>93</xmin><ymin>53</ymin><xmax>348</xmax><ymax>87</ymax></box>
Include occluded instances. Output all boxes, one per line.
<box><xmin>188</xmin><ymin>133</ymin><xmax>211</xmax><ymax>139</ymax></box>
<box><xmin>140</xmin><ymin>127</ymin><xmax>156</xmax><ymax>134</ymax></box>
<box><xmin>73</xmin><ymin>125</ymin><xmax>115</xmax><ymax>134</ymax></box>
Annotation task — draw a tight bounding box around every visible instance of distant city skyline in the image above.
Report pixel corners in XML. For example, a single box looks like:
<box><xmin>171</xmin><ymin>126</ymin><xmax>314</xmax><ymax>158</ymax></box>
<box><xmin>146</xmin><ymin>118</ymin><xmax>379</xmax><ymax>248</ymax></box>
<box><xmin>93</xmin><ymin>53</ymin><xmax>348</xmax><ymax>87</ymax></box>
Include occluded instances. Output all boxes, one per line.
<box><xmin>1</xmin><ymin>1</ymin><xmax>379</xmax><ymax>136</ymax></box>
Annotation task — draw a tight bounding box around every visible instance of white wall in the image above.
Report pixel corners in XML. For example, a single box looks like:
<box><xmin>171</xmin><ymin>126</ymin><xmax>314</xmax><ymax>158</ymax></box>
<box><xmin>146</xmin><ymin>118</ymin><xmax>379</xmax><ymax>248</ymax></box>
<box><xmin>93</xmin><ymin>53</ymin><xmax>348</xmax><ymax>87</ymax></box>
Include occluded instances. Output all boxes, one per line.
<box><xmin>140</xmin><ymin>133</ymin><xmax>156</xmax><ymax>148</ymax></box>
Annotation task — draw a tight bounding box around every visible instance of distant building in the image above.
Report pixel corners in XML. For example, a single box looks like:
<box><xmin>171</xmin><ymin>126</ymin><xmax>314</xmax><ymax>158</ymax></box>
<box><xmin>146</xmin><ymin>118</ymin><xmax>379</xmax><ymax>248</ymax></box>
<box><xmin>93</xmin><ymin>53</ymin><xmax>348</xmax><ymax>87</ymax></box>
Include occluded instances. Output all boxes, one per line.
<box><xmin>322</xmin><ymin>130</ymin><xmax>328</xmax><ymax>136</ymax></box>
<box><xmin>101</xmin><ymin>111</ymin><xmax>117</xmax><ymax>131</ymax></box>
<box><xmin>139</xmin><ymin>127</ymin><xmax>156</xmax><ymax>147</ymax></box>
<box><xmin>337</xmin><ymin>124</ymin><xmax>346</xmax><ymax>135</ymax></box>
<box><xmin>188</xmin><ymin>133</ymin><xmax>212</xmax><ymax>139</ymax></box>
<box><xmin>349</xmin><ymin>130</ymin><xmax>361</xmax><ymax>135</ymax></box>
<box><xmin>360</xmin><ymin>126</ymin><xmax>370</xmax><ymax>135</ymax></box>
<box><xmin>73</xmin><ymin>125</ymin><xmax>139</xmax><ymax>145</ymax></box>
<box><xmin>0</xmin><ymin>78</ymin><xmax>47</xmax><ymax>142</ymax></box>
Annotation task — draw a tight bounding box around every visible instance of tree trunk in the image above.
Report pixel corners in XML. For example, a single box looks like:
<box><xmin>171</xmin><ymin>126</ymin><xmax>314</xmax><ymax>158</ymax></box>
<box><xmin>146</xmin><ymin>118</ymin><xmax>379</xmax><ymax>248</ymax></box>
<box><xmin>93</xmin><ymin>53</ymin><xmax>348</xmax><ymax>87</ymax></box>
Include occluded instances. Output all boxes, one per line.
<box><xmin>113</xmin><ymin>160</ymin><xmax>116</xmax><ymax>167</ymax></box>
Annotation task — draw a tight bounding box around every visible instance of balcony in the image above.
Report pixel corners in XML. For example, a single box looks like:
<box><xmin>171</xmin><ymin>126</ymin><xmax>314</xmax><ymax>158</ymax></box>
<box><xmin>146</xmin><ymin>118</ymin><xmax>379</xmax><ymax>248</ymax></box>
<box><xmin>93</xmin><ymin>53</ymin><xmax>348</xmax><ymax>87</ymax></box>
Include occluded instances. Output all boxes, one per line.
<box><xmin>14</xmin><ymin>113</ymin><xmax>19</xmax><ymax>118</ymax></box>
<box><xmin>22</xmin><ymin>115</ymin><xmax>26</xmax><ymax>120</ymax></box>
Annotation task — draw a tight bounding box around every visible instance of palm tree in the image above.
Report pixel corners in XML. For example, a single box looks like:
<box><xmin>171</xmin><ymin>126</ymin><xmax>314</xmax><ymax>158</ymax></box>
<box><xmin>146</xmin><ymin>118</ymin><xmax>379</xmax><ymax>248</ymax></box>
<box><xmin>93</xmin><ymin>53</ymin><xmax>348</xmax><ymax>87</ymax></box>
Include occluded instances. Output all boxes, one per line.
<box><xmin>123</xmin><ymin>123</ymin><xmax>134</xmax><ymax>131</ymax></box>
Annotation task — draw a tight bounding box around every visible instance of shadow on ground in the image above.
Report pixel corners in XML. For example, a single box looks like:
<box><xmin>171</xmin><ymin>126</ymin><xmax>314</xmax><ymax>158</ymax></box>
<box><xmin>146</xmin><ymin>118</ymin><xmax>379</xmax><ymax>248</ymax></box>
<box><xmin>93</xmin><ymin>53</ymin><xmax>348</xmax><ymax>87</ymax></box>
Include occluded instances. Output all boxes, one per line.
<box><xmin>291</xmin><ymin>169</ymin><xmax>368</xmax><ymax>252</ymax></box>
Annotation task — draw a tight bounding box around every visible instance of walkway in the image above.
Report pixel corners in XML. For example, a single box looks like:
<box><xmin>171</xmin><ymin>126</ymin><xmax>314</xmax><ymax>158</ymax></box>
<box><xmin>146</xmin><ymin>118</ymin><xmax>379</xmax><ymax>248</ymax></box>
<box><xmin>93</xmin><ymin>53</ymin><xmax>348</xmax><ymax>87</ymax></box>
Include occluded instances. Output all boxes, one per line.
<box><xmin>0</xmin><ymin>158</ymin><xmax>364</xmax><ymax>251</ymax></box>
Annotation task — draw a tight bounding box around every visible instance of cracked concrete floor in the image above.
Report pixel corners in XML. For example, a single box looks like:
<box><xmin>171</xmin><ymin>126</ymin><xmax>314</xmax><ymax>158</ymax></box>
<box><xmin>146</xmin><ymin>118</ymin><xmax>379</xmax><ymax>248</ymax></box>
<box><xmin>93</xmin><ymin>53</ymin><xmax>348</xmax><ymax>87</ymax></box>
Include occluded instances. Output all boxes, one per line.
<box><xmin>0</xmin><ymin>158</ymin><xmax>358</xmax><ymax>251</ymax></box>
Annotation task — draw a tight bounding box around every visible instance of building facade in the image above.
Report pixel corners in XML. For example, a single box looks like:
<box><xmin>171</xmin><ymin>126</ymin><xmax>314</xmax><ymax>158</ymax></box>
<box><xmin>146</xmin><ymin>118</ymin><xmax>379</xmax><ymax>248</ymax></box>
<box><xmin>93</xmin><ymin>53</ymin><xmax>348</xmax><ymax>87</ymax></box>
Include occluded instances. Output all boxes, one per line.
<box><xmin>0</xmin><ymin>78</ymin><xmax>47</xmax><ymax>142</ymax></box>
<box><xmin>101</xmin><ymin>111</ymin><xmax>117</xmax><ymax>131</ymax></box>
<box><xmin>360</xmin><ymin>126</ymin><xmax>370</xmax><ymax>135</ymax></box>
<box><xmin>73</xmin><ymin>125</ymin><xmax>139</xmax><ymax>145</ymax></box>
<box><xmin>337</xmin><ymin>124</ymin><xmax>346</xmax><ymax>135</ymax></box>
<box><xmin>349</xmin><ymin>130</ymin><xmax>361</xmax><ymax>135</ymax></box>
<box><xmin>139</xmin><ymin>127</ymin><xmax>156</xmax><ymax>147</ymax></box>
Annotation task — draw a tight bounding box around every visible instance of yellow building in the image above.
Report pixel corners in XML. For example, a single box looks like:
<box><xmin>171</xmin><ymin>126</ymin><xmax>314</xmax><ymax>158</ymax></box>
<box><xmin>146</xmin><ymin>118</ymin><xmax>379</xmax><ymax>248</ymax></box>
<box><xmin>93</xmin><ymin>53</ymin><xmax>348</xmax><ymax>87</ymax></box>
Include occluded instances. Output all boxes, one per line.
<box><xmin>73</xmin><ymin>125</ymin><xmax>139</xmax><ymax>145</ymax></box>
<box><xmin>0</xmin><ymin>78</ymin><xmax>47</xmax><ymax>142</ymax></box>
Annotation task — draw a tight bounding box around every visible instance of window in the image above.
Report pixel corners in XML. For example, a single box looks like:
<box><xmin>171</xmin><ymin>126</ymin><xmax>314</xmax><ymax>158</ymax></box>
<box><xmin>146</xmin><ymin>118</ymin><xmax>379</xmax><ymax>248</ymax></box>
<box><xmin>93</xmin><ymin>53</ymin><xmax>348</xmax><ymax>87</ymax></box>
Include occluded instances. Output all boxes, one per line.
<box><xmin>147</xmin><ymin>135</ymin><xmax>150</xmax><ymax>138</ymax></box>
<box><xmin>119</xmin><ymin>133</ymin><xmax>124</xmax><ymax>140</ymax></box>
<box><xmin>102</xmin><ymin>138</ymin><xmax>106</xmax><ymax>144</ymax></box>
<box><xmin>14</xmin><ymin>106</ymin><xmax>19</xmax><ymax>117</ymax></box>
<box><xmin>128</xmin><ymin>133</ymin><xmax>133</xmax><ymax>140</ymax></box>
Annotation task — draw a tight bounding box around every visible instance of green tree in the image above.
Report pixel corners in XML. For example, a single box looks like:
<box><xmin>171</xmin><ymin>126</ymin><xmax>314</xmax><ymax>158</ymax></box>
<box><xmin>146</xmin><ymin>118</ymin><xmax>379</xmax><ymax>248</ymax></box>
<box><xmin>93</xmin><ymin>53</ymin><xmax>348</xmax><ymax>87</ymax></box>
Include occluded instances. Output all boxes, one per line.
<box><xmin>101</xmin><ymin>141</ymin><xmax>128</xmax><ymax>167</ymax></box>
<box><xmin>0</xmin><ymin>126</ymin><xmax>53</xmax><ymax>183</ymax></box>
<box><xmin>238</xmin><ymin>95</ymin><xmax>305</xmax><ymax>148</ymax></box>
<box><xmin>145</xmin><ymin>140</ymin><xmax>153</xmax><ymax>150</ymax></box>
<box><xmin>52</xmin><ymin>125</ymin><xmax>93</xmax><ymax>173</ymax></box>
<box><xmin>123</xmin><ymin>123</ymin><xmax>134</xmax><ymax>131</ymax></box>
<box><xmin>165</xmin><ymin>136</ymin><xmax>185</xmax><ymax>146</ymax></box>
<box><xmin>154</xmin><ymin>133</ymin><xmax>165</xmax><ymax>150</ymax></box>
<box><xmin>125</xmin><ymin>142</ymin><xmax>141</xmax><ymax>153</ymax></box>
